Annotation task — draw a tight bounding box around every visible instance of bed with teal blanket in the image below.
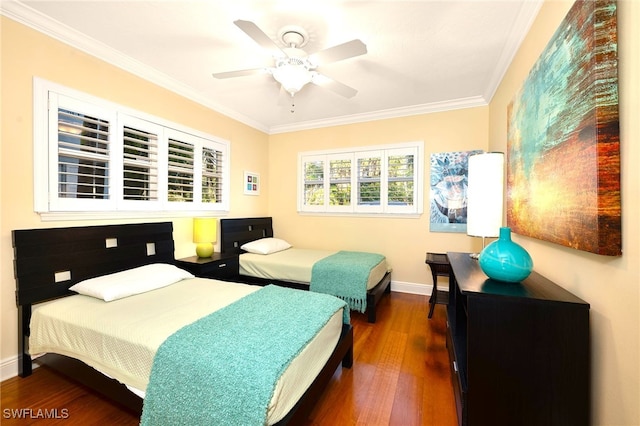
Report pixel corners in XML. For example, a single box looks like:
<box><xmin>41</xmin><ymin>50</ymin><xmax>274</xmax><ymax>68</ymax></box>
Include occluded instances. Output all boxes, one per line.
<box><xmin>220</xmin><ymin>217</ymin><xmax>392</xmax><ymax>323</ymax></box>
<box><xmin>141</xmin><ymin>284</ymin><xmax>350</xmax><ymax>426</ymax></box>
<box><xmin>13</xmin><ymin>222</ymin><xmax>354</xmax><ymax>426</ymax></box>
<box><xmin>310</xmin><ymin>250</ymin><xmax>385</xmax><ymax>313</ymax></box>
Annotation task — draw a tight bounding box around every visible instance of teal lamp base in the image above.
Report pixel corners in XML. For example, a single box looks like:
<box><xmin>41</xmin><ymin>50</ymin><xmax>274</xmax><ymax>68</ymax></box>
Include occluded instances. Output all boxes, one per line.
<box><xmin>479</xmin><ymin>227</ymin><xmax>533</xmax><ymax>282</ymax></box>
<box><xmin>196</xmin><ymin>243</ymin><xmax>213</xmax><ymax>258</ymax></box>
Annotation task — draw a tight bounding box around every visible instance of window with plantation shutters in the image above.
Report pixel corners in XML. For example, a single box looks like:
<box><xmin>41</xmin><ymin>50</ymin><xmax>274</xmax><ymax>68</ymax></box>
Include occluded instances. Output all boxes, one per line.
<box><xmin>298</xmin><ymin>142</ymin><xmax>423</xmax><ymax>216</ymax></box>
<box><xmin>303</xmin><ymin>158</ymin><xmax>325</xmax><ymax>208</ymax></box>
<box><xmin>388</xmin><ymin>153</ymin><xmax>414</xmax><ymax>207</ymax></box>
<box><xmin>168</xmin><ymin>138</ymin><xmax>195</xmax><ymax>203</ymax></box>
<box><xmin>57</xmin><ymin>108</ymin><xmax>111</xmax><ymax>200</ymax></box>
<box><xmin>123</xmin><ymin>126</ymin><xmax>158</xmax><ymax>201</ymax></box>
<box><xmin>329</xmin><ymin>157</ymin><xmax>351</xmax><ymax>207</ymax></box>
<box><xmin>202</xmin><ymin>146</ymin><xmax>223</xmax><ymax>203</ymax></box>
<box><xmin>34</xmin><ymin>78</ymin><xmax>230</xmax><ymax>217</ymax></box>
<box><xmin>357</xmin><ymin>153</ymin><xmax>382</xmax><ymax>208</ymax></box>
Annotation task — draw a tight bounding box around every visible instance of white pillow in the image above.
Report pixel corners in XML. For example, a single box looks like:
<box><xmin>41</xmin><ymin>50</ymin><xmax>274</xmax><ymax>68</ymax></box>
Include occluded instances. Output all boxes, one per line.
<box><xmin>241</xmin><ymin>237</ymin><xmax>291</xmax><ymax>255</ymax></box>
<box><xmin>69</xmin><ymin>263</ymin><xmax>194</xmax><ymax>302</ymax></box>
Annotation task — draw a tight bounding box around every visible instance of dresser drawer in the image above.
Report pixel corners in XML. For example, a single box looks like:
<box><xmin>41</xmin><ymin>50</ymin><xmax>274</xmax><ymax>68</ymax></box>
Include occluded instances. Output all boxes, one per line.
<box><xmin>204</xmin><ymin>256</ymin><xmax>239</xmax><ymax>280</ymax></box>
<box><xmin>175</xmin><ymin>254</ymin><xmax>239</xmax><ymax>281</ymax></box>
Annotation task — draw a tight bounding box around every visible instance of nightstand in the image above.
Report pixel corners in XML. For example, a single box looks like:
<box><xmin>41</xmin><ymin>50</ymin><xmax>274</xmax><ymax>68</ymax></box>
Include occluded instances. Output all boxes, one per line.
<box><xmin>175</xmin><ymin>252</ymin><xmax>239</xmax><ymax>281</ymax></box>
<box><xmin>425</xmin><ymin>252</ymin><xmax>450</xmax><ymax>319</ymax></box>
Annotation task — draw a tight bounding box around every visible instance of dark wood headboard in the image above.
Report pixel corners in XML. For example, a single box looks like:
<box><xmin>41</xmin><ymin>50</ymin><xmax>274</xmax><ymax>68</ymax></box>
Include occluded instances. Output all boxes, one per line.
<box><xmin>220</xmin><ymin>217</ymin><xmax>274</xmax><ymax>255</ymax></box>
<box><xmin>13</xmin><ymin>222</ymin><xmax>175</xmax><ymax>307</ymax></box>
<box><xmin>13</xmin><ymin>221</ymin><xmax>175</xmax><ymax>377</ymax></box>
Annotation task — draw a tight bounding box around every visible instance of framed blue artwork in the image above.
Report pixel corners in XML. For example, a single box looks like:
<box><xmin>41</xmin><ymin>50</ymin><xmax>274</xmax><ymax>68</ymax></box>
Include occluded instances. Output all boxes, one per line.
<box><xmin>429</xmin><ymin>150</ymin><xmax>482</xmax><ymax>233</ymax></box>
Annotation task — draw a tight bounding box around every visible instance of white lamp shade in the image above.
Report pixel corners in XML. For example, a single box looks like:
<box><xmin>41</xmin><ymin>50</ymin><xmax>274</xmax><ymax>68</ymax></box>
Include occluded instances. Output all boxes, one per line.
<box><xmin>193</xmin><ymin>218</ymin><xmax>217</xmax><ymax>243</ymax></box>
<box><xmin>466</xmin><ymin>152</ymin><xmax>504</xmax><ymax>238</ymax></box>
<box><xmin>272</xmin><ymin>64</ymin><xmax>312</xmax><ymax>95</ymax></box>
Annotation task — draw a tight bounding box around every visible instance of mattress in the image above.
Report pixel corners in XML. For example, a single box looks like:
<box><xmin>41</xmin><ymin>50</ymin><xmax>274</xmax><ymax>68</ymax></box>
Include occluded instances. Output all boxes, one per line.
<box><xmin>29</xmin><ymin>278</ymin><xmax>343</xmax><ymax>424</ymax></box>
<box><xmin>240</xmin><ymin>248</ymin><xmax>389</xmax><ymax>290</ymax></box>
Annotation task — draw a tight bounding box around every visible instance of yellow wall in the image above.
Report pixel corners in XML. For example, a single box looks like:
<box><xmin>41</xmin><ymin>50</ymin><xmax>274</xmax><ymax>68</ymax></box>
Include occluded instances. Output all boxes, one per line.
<box><xmin>0</xmin><ymin>17</ymin><xmax>269</xmax><ymax>364</ymax></box>
<box><xmin>489</xmin><ymin>1</ymin><xmax>639</xmax><ymax>424</ymax></box>
<box><xmin>268</xmin><ymin>108</ymin><xmax>489</xmax><ymax>285</ymax></box>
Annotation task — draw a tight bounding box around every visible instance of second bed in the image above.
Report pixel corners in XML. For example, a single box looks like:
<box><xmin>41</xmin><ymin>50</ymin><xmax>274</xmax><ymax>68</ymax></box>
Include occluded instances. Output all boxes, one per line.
<box><xmin>220</xmin><ymin>217</ymin><xmax>392</xmax><ymax>323</ymax></box>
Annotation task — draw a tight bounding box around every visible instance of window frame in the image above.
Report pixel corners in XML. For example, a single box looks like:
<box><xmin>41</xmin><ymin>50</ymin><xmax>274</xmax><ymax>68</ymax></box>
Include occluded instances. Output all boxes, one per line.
<box><xmin>328</xmin><ymin>153</ymin><xmax>353</xmax><ymax>213</ymax></box>
<box><xmin>47</xmin><ymin>93</ymin><xmax>117</xmax><ymax>212</ymax></box>
<box><xmin>297</xmin><ymin>141</ymin><xmax>424</xmax><ymax>217</ymax></box>
<box><xmin>34</xmin><ymin>78</ymin><xmax>230</xmax><ymax>220</ymax></box>
<box><xmin>300</xmin><ymin>154</ymin><xmax>327</xmax><ymax>213</ymax></box>
<box><xmin>118</xmin><ymin>115</ymin><xmax>163</xmax><ymax>210</ymax></box>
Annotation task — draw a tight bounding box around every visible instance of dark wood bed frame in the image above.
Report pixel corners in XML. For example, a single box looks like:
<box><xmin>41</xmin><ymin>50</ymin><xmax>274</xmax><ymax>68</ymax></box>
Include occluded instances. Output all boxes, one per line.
<box><xmin>220</xmin><ymin>217</ymin><xmax>392</xmax><ymax>323</ymax></box>
<box><xmin>13</xmin><ymin>221</ymin><xmax>353</xmax><ymax>425</ymax></box>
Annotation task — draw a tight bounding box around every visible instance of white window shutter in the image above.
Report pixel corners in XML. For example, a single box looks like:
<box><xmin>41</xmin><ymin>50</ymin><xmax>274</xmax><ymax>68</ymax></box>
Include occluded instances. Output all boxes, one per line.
<box><xmin>298</xmin><ymin>141</ymin><xmax>424</xmax><ymax>216</ymax></box>
<box><xmin>48</xmin><ymin>93</ymin><xmax>116</xmax><ymax>211</ymax></box>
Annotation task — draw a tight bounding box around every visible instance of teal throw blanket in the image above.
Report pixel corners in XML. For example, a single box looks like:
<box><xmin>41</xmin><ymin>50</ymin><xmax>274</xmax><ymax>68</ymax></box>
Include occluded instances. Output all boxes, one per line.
<box><xmin>310</xmin><ymin>251</ymin><xmax>385</xmax><ymax>313</ymax></box>
<box><xmin>140</xmin><ymin>285</ymin><xmax>348</xmax><ymax>426</ymax></box>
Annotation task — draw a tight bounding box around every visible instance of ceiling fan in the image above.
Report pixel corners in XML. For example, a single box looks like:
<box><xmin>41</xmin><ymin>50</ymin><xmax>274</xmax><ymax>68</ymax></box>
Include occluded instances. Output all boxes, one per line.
<box><xmin>213</xmin><ymin>20</ymin><xmax>367</xmax><ymax>100</ymax></box>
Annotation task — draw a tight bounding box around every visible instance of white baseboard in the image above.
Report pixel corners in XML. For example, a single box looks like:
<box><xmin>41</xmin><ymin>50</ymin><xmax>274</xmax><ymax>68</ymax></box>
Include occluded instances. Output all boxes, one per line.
<box><xmin>1</xmin><ymin>355</ymin><xmax>20</xmax><ymax>382</ymax></box>
<box><xmin>391</xmin><ymin>280</ymin><xmax>434</xmax><ymax>296</ymax></box>
<box><xmin>0</xmin><ymin>280</ymin><xmax>440</xmax><ymax>382</ymax></box>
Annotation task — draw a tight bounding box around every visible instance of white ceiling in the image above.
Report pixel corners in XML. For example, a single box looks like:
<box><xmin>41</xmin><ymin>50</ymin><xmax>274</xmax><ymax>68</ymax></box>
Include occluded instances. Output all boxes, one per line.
<box><xmin>3</xmin><ymin>0</ymin><xmax>542</xmax><ymax>134</ymax></box>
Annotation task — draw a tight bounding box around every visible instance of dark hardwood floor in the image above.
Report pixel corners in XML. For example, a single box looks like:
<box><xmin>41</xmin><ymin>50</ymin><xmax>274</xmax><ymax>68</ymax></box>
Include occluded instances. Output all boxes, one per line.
<box><xmin>1</xmin><ymin>292</ymin><xmax>456</xmax><ymax>425</ymax></box>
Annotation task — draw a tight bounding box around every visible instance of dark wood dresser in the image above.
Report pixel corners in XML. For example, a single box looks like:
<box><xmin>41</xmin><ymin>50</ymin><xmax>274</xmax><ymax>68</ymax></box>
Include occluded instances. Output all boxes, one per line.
<box><xmin>446</xmin><ymin>252</ymin><xmax>590</xmax><ymax>426</ymax></box>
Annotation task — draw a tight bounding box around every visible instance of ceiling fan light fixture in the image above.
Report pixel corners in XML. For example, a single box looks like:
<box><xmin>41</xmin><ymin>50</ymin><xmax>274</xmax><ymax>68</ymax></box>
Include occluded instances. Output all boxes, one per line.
<box><xmin>272</xmin><ymin>58</ymin><xmax>313</xmax><ymax>96</ymax></box>
<box><xmin>215</xmin><ymin>20</ymin><xmax>365</xmax><ymax>102</ymax></box>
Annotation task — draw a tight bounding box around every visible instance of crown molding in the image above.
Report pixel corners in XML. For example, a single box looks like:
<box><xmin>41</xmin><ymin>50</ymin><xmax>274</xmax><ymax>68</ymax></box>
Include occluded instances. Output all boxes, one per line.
<box><xmin>269</xmin><ymin>96</ymin><xmax>488</xmax><ymax>134</ymax></box>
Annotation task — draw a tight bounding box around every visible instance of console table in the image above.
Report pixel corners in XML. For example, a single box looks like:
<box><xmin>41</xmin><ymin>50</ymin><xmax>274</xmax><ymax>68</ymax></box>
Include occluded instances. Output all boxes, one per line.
<box><xmin>446</xmin><ymin>252</ymin><xmax>590</xmax><ymax>426</ymax></box>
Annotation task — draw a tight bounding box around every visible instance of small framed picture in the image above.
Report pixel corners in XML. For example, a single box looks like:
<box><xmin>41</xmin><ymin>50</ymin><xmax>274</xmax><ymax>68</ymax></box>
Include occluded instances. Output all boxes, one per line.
<box><xmin>243</xmin><ymin>171</ymin><xmax>260</xmax><ymax>195</ymax></box>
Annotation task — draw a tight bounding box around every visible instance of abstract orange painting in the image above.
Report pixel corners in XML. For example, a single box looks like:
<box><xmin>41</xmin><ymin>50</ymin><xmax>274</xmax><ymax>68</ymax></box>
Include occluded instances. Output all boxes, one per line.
<box><xmin>507</xmin><ymin>0</ymin><xmax>620</xmax><ymax>256</ymax></box>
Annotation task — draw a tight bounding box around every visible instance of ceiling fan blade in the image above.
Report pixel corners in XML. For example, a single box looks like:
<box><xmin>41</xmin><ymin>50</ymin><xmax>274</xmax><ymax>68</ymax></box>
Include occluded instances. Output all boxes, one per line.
<box><xmin>234</xmin><ymin>20</ymin><xmax>285</xmax><ymax>57</ymax></box>
<box><xmin>212</xmin><ymin>68</ymin><xmax>265</xmax><ymax>79</ymax></box>
<box><xmin>310</xmin><ymin>39</ymin><xmax>367</xmax><ymax>65</ymax></box>
<box><xmin>313</xmin><ymin>74</ymin><xmax>358</xmax><ymax>98</ymax></box>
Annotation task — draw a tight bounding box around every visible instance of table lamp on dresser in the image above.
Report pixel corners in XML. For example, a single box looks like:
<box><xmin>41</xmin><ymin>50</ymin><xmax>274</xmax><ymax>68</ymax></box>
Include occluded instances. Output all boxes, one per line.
<box><xmin>466</xmin><ymin>152</ymin><xmax>504</xmax><ymax>259</ymax></box>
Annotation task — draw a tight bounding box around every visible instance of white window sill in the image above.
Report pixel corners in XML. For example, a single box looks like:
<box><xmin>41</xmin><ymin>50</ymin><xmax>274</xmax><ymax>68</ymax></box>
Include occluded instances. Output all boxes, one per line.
<box><xmin>38</xmin><ymin>210</ymin><xmax>230</xmax><ymax>222</ymax></box>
